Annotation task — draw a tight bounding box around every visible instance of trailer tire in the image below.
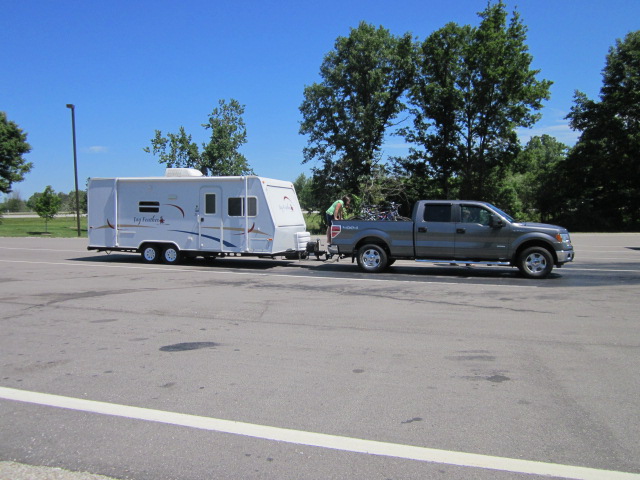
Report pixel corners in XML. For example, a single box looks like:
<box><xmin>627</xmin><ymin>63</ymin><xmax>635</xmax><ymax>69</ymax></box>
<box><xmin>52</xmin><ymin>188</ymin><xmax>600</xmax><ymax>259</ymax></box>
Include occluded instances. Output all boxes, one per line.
<box><xmin>162</xmin><ymin>245</ymin><xmax>181</xmax><ymax>265</ymax></box>
<box><xmin>517</xmin><ymin>246</ymin><xmax>553</xmax><ymax>279</ymax></box>
<box><xmin>356</xmin><ymin>244</ymin><xmax>388</xmax><ymax>273</ymax></box>
<box><xmin>141</xmin><ymin>244</ymin><xmax>160</xmax><ymax>264</ymax></box>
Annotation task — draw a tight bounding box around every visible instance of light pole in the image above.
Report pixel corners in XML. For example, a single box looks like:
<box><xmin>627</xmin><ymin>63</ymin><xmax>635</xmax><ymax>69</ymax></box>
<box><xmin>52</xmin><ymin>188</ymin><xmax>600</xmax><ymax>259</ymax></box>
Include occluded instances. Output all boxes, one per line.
<box><xmin>66</xmin><ymin>104</ymin><xmax>81</xmax><ymax>237</ymax></box>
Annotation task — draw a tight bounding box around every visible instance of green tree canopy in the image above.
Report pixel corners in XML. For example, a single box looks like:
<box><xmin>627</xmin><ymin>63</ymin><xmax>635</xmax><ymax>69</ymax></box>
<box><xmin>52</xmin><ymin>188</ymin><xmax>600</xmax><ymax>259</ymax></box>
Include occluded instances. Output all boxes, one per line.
<box><xmin>505</xmin><ymin>135</ymin><xmax>568</xmax><ymax>221</ymax></box>
<box><xmin>396</xmin><ymin>1</ymin><xmax>551</xmax><ymax>202</ymax></box>
<box><xmin>563</xmin><ymin>30</ymin><xmax>640</xmax><ymax>230</ymax></box>
<box><xmin>1</xmin><ymin>191</ymin><xmax>27</xmax><ymax>214</ymax></box>
<box><xmin>0</xmin><ymin>112</ymin><xmax>33</xmax><ymax>194</ymax></box>
<box><xmin>293</xmin><ymin>173</ymin><xmax>315</xmax><ymax>212</ymax></box>
<box><xmin>299</xmin><ymin>21</ymin><xmax>415</xmax><ymax>205</ymax></box>
<box><xmin>34</xmin><ymin>185</ymin><xmax>61</xmax><ymax>232</ymax></box>
<box><xmin>144</xmin><ymin>99</ymin><xmax>253</xmax><ymax>176</ymax></box>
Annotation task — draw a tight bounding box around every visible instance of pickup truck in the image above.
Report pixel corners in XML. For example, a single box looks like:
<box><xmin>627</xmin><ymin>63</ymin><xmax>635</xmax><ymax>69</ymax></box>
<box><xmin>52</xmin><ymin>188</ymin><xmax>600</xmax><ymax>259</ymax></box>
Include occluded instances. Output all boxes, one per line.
<box><xmin>327</xmin><ymin>200</ymin><xmax>574</xmax><ymax>279</ymax></box>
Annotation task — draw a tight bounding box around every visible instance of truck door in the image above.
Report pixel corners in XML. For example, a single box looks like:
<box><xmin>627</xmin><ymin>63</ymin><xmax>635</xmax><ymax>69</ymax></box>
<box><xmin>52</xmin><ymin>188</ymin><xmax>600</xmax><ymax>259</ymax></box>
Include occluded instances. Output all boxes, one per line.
<box><xmin>197</xmin><ymin>186</ymin><xmax>223</xmax><ymax>251</ymax></box>
<box><xmin>454</xmin><ymin>204</ymin><xmax>511</xmax><ymax>260</ymax></box>
<box><xmin>414</xmin><ymin>203</ymin><xmax>456</xmax><ymax>258</ymax></box>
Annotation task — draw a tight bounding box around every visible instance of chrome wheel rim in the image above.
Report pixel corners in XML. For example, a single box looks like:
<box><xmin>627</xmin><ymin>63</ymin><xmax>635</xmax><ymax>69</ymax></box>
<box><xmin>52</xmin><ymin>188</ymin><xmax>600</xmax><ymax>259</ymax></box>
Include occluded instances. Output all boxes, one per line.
<box><xmin>362</xmin><ymin>248</ymin><xmax>381</xmax><ymax>268</ymax></box>
<box><xmin>525</xmin><ymin>252</ymin><xmax>547</xmax><ymax>274</ymax></box>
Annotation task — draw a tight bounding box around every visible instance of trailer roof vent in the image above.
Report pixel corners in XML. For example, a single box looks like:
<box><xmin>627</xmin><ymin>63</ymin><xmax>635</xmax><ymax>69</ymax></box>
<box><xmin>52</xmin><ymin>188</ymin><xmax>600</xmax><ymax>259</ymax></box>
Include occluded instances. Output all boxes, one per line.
<box><xmin>165</xmin><ymin>168</ymin><xmax>203</xmax><ymax>177</ymax></box>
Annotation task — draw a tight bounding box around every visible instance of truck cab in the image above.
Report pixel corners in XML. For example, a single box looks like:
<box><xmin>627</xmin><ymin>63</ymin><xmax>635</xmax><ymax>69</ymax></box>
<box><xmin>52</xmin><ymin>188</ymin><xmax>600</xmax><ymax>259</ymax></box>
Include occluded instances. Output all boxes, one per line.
<box><xmin>415</xmin><ymin>201</ymin><xmax>514</xmax><ymax>261</ymax></box>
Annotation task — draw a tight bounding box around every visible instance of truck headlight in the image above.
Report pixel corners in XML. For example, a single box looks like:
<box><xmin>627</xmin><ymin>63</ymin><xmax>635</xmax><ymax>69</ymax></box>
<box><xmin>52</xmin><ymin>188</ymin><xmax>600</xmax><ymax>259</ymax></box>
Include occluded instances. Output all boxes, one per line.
<box><xmin>555</xmin><ymin>233</ymin><xmax>572</xmax><ymax>247</ymax></box>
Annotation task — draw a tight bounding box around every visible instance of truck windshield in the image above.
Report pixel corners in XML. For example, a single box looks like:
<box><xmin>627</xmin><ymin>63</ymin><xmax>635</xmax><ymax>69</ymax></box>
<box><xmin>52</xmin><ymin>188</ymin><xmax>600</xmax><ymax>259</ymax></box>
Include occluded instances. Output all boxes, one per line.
<box><xmin>488</xmin><ymin>204</ymin><xmax>517</xmax><ymax>223</ymax></box>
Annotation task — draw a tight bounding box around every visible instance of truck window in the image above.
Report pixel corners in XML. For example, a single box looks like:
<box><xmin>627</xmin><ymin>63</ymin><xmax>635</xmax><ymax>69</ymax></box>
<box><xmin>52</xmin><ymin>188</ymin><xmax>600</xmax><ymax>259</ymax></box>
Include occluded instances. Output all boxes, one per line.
<box><xmin>139</xmin><ymin>201</ymin><xmax>159</xmax><ymax>213</ymax></box>
<box><xmin>461</xmin><ymin>206</ymin><xmax>491</xmax><ymax>225</ymax></box>
<box><xmin>424</xmin><ymin>204</ymin><xmax>451</xmax><ymax>222</ymax></box>
<box><xmin>228</xmin><ymin>197</ymin><xmax>257</xmax><ymax>217</ymax></box>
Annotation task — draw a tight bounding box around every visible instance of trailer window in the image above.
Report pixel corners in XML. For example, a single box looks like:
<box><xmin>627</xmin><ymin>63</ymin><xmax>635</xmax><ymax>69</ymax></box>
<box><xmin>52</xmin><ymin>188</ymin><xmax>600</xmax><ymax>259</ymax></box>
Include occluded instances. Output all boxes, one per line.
<box><xmin>424</xmin><ymin>204</ymin><xmax>451</xmax><ymax>222</ymax></box>
<box><xmin>228</xmin><ymin>197</ymin><xmax>257</xmax><ymax>217</ymax></box>
<box><xmin>247</xmin><ymin>197</ymin><xmax>257</xmax><ymax>216</ymax></box>
<box><xmin>204</xmin><ymin>194</ymin><xmax>216</xmax><ymax>214</ymax></box>
<box><xmin>139</xmin><ymin>201</ymin><xmax>160</xmax><ymax>213</ymax></box>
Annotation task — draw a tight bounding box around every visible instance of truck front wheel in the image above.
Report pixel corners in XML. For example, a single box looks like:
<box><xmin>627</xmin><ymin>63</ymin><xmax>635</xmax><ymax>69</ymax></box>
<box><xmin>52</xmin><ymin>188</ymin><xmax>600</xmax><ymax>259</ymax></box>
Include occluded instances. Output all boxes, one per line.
<box><xmin>517</xmin><ymin>246</ymin><xmax>553</xmax><ymax>279</ymax></box>
<box><xmin>357</xmin><ymin>244</ymin><xmax>388</xmax><ymax>273</ymax></box>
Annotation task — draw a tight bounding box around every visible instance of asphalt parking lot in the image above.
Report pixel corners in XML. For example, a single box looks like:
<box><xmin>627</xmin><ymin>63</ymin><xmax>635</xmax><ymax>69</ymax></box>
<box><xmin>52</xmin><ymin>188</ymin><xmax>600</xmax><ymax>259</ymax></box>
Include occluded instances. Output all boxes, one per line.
<box><xmin>1</xmin><ymin>234</ymin><xmax>639</xmax><ymax>479</ymax></box>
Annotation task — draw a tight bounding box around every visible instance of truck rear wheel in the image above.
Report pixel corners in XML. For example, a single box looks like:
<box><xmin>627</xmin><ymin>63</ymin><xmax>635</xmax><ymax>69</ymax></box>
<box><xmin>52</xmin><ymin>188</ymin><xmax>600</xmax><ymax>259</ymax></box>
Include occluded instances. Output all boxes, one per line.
<box><xmin>141</xmin><ymin>244</ymin><xmax>160</xmax><ymax>264</ymax></box>
<box><xmin>357</xmin><ymin>244</ymin><xmax>388</xmax><ymax>273</ymax></box>
<box><xmin>162</xmin><ymin>245</ymin><xmax>181</xmax><ymax>265</ymax></box>
<box><xmin>517</xmin><ymin>246</ymin><xmax>553</xmax><ymax>279</ymax></box>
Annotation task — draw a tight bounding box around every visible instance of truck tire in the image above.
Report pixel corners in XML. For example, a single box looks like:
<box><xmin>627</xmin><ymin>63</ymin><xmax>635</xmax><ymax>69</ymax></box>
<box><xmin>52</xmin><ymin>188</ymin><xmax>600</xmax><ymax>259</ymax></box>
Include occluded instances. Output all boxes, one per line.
<box><xmin>517</xmin><ymin>246</ymin><xmax>553</xmax><ymax>279</ymax></box>
<box><xmin>357</xmin><ymin>244</ymin><xmax>388</xmax><ymax>273</ymax></box>
<box><xmin>162</xmin><ymin>245</ymin><xmax>181</xmax><ymax>265</ymax></box>
<box><xmin>141</xmin><ymin>244</ymin><xmax>160</xmax><ymax>264</ymax></box>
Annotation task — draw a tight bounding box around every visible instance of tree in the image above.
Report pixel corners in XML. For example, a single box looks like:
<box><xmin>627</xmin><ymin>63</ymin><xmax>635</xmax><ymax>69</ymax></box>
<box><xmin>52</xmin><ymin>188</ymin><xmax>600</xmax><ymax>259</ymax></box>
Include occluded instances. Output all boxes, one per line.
<box><xmin>1</xmin><ymin>191</ymin><xmax>27</xmax><ymax>213</ymax></box>
<box><xmin>396</xmin><ymin>2</ymin><xmax>551</xmax><ymax>202</ymax></box>
<box><xmin>145</xmin><ymin>127</ymin><xmax>199</xmax><ymax>172</ymax></box>
<box><xmin>144</xmin><ymin>99</ymin><xmax>254</xmax><ymax>176</ymax></box>
<box><xmin>53</xmin><ymin>189</ymin><xmax>87</xmax><ymax>214</ymax></box>
<box><xmin>299</xmin><ymin>22</ymin><xmax>415</xmax><ymax>201</ymax></box>
<box><xmin>34</xmin><ymin>186</ymin><xmax>61</xmax><ymax>233</ymax></box>
<box><xmin>395</xmin><ymin>22</ymin><xmax>469</xmax><ymax>200</ymax></box>
<box><xmin>26</xmin><ymin>191</ymin><xmax>42</xmax><ymax>211</ymax></box>
<box><xmin>0</xmin><ymin>112</ymin><xmax>33</xmax><ymax>194</ymax></box>
<box><xmin>505</xmin><ymin>135</ymin><xmax>568</xmax><ymax>221</ymax></box>
<box><xmin>563</xmin><ymin>31</ymin><xmax>640</xmax><ymax>230</ymax></box>
<box><xmin>201</xmin><ymin>99</ymin><xmax>253</xmax><ymax>176</ymax></box>
<box><xmin>293</xmin><ymin>173</ymin><xmax>315</xmax><ymax>212</ymax></box>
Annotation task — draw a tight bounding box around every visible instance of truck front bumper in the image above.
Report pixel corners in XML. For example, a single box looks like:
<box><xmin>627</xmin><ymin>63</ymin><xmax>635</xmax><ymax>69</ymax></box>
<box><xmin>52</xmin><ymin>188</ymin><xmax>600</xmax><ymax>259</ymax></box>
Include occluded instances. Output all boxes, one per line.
<box><xmin>557</xmin><ymin>249</ymin><xmax>575</xmax><ymax>264</ymax></box>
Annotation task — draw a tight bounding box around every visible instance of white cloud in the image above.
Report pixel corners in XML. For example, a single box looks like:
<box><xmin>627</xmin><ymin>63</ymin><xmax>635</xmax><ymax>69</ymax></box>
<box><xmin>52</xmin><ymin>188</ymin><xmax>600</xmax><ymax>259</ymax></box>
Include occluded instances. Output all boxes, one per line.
<box><xmin>85</xmin><ymin>146</ymin><xmax>109</xmax><ymax>154</ymax></box>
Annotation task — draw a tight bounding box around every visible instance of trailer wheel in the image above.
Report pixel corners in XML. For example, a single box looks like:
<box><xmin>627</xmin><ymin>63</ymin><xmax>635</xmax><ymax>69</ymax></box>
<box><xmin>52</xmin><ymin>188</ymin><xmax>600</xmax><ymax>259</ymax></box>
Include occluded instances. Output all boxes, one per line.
<box><xmin>356</xmin><ymin>244</ymin><xmax>388</xmax><ymax>273</ymax></box>
<box><xmin>162</xmin><ymin>245</ymin><xmax>181</xmax><ymax>265</ymax></box>
<box><xmin>517</xmin><ymin>246</ymin><xmax>553</xmax><ymax>279</ymax></box>
<box><xmin>141</xmin><ymin>244</ymin><xmax>160</xmax><ymax>263</ymax></box>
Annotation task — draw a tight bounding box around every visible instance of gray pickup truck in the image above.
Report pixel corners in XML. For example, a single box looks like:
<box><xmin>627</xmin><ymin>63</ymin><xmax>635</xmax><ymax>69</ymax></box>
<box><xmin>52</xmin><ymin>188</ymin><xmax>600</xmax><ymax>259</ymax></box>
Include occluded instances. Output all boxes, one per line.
<box><xmin>327</xmin><ymin>200</ymin><xmax>575</xmax><ymax>278</ymax></box>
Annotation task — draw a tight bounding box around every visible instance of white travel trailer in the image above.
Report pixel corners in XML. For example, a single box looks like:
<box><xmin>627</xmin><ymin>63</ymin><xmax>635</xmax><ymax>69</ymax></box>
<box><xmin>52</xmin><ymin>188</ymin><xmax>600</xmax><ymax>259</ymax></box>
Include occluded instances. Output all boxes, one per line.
<box><xmin>87</xmin><ymin>168</ymin><xmax>311</xmax><ymax>264</ymax></box>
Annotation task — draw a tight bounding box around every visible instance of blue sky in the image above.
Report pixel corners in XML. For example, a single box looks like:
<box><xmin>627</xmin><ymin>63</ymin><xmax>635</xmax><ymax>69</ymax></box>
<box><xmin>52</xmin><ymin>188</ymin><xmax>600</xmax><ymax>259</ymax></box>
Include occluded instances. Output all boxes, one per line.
<box><xmin>2</xmin><ymin>0</ymin><xmax>639</xmax><ymax>200</ymax></box>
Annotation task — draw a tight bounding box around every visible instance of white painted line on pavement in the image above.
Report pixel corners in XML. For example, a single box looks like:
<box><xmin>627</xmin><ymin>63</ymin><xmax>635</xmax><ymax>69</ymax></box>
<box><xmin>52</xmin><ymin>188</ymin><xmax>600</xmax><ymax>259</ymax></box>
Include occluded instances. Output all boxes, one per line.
<box><xmin>1</xmin><ymin>387</ymin><xmax>638</xmax><ymax>480</ymax></box>
<box><xmin>567</xmin><ymin>267</ymin><xmax>639</xmax><ymax>273</ymax></box>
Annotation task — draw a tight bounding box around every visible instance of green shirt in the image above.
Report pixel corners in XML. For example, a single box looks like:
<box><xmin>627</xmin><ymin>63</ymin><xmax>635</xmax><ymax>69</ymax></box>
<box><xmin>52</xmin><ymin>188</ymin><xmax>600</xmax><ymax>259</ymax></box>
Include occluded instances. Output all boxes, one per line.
<box><xmin>326</xmin><ymin>199</ymin><xmax>344</xmax><ymax>216</ymax></box>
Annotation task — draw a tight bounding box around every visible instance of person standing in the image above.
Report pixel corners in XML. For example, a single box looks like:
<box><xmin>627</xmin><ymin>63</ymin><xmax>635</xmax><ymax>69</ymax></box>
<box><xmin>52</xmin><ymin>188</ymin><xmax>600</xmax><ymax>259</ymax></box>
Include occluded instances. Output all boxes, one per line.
<box><xmin>326</xmin><ymin>195</ymin><xmax>351</xmax><ymax>244</ymax></box>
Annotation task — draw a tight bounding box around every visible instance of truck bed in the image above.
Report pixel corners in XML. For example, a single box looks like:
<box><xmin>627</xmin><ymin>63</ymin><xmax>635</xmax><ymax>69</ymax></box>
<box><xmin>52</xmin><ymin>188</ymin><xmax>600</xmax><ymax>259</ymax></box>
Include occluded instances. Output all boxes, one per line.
<box><xmin>331</xmin><ymin>219</ymin><xmax>415</xmax><ymax>258</ymax></box>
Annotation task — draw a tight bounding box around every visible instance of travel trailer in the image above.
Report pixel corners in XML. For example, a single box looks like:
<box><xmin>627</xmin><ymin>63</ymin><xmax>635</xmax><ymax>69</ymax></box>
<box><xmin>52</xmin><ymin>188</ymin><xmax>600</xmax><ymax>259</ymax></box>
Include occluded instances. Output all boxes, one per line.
<box><xmin>87</xmin><ymin>169</ymin><xmax>311</xmax><ymax>264</ymax></box>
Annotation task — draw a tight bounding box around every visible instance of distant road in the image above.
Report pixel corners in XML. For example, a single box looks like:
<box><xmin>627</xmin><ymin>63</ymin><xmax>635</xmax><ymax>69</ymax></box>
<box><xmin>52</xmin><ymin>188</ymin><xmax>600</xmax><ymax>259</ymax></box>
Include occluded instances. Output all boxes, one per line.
<box><xmin>2</xmin><ymin>213</ymin><xmax>85</xmax><ymax>218</ymax></box>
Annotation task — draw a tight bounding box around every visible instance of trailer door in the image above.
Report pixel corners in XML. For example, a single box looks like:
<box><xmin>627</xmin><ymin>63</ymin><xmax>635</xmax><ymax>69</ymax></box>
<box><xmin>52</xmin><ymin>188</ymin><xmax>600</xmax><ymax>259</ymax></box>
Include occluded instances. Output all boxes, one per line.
<box><xmin>197</xmin><ymin>186</ymin><xmax>223</xmax><ymax>251</ymax></box>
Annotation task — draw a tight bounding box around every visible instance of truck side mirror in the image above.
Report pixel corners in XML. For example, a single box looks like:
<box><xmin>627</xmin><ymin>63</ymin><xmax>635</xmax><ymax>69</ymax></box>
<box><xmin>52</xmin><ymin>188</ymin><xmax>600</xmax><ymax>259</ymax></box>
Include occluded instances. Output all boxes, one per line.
<box><xmin>490</xmin><ymin>215</ymin><xmax>504</xmax><ymax>228</ymax></box>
